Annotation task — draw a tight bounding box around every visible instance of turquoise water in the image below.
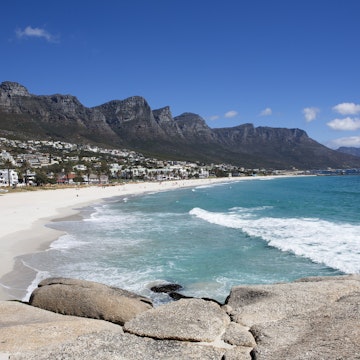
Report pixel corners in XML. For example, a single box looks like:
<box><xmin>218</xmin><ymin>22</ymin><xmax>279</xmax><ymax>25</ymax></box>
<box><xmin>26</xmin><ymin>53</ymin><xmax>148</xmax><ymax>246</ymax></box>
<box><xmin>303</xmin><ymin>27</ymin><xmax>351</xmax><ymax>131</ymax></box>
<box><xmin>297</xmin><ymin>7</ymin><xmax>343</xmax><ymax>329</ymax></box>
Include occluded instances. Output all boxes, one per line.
<box><xmin>22</xmin><ymin>176</ymin><xmax>360</xmax><ymax>303</ymax></box>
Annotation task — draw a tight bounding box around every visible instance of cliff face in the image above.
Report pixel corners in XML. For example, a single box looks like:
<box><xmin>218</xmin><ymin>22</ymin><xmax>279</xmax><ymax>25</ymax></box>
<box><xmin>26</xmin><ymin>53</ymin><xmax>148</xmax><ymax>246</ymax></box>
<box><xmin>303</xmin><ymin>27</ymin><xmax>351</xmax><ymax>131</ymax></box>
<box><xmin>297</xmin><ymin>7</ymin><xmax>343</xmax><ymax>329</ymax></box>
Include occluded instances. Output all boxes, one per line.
<box><xmin>95</xmin><ymin>97</ymin><xmax>168</xmax><ymax>144</ymax></box>
<box><xmin>0</xmin><ymin>81</ymin><xmax>30</xmax><ymax>105</ymax></box>
<box><xmin>0</xmin><ymin>81</ymin><xmax>117</xmax><ymax>144</ymax></box>
<box><xmin>1</xmin><ymin>81</ymin><xmax>360</xmax><ymax>169</ymax></box>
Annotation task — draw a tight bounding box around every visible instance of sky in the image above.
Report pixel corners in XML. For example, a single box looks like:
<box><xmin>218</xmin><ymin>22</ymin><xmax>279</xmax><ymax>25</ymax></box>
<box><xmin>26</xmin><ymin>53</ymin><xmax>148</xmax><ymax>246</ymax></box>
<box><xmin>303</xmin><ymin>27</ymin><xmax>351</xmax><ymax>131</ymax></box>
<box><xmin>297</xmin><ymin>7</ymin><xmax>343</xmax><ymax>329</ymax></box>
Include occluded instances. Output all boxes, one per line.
<box><xmin>1</xmin><ymin>0</ymin><xmax>360</xmax><ymax>149</ymax></box>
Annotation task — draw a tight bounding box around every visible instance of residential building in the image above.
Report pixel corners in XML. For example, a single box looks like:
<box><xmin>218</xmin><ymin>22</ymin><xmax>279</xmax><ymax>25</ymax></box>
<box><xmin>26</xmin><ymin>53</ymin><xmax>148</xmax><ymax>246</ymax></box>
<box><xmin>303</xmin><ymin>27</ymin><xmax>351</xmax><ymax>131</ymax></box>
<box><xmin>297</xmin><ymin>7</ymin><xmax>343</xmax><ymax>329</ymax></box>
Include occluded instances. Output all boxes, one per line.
<box><xmin>0</xmin><ymin>169</ymin><xmax>19</xmax><ymax>187</ymax></box>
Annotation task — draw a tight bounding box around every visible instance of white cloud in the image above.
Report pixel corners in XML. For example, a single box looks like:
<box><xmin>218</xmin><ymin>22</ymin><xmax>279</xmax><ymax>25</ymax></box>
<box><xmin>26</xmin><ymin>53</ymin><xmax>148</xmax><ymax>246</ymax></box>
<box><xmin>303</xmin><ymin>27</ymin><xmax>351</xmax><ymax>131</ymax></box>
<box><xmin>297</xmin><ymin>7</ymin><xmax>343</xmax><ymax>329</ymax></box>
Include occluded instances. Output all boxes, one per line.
<box><xmin>224</xmin><ymin>110</ymin><xmax>238</xmax><ymax>118</ymax></box>
<box><xmin>332</xmin><ymin>102</ymin><xmax>360</xmax><ymax>115</ymax></box>
<box><xmin>259</xmin><ymin>108</ymin><xmax>272</xmax><ymax>116</ymax></box>
<box><xmin>327</xmin><ymin>117</ymin><xmax>360</xmax><ymax>131</ymax></box>
<box><xmin>208</xmin><ymin>115</ymin><xmax>220</xmax><ymax>121</ymax></box>
<box><xmin>302</xmin><ymin>107</ymin><xmax>319</xmax><ymax>122</ymax></box>
<box><xmin>328</xmin><ymin>136</ymin><xmax>360</xmax><ymax>148</ymax></box>
<box><xmin>16</xmin><ymin>26</ymin><xmax>56</xmax><ymax>42</ymax></box>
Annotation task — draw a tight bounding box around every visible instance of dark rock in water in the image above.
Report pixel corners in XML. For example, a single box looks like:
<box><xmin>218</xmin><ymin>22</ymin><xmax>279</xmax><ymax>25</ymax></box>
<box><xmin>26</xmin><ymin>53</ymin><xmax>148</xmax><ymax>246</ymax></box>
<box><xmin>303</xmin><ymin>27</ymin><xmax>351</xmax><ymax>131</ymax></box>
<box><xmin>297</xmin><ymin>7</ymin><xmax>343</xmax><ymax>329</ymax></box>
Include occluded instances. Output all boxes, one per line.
<box><xmin>150</xmin><ymin>283</ymin><xmax>195</xmax><ymax>302</ymax></box>
<box><xmin>29</xmin><ymin>277</ymin><xmax>153</xmax><ymax>325</ymax></box>
<box><xmin>168</xmin><ymin>292</ymin><xmax>192</xmax><ymax>301</ymax></box>
<box><xmin>150</xmin><ymin>284</ymin><xmax>223</xmax><ymax>305</ymax></box>
<box><xmin>150</xmin><ymin>283</ymin><xmax>183</xmax><ymax>294</ymax></box>
<box><xmin>168</xmin><ymin>293</ymin><xmax>223</xmax><ymax>306</ymax></box>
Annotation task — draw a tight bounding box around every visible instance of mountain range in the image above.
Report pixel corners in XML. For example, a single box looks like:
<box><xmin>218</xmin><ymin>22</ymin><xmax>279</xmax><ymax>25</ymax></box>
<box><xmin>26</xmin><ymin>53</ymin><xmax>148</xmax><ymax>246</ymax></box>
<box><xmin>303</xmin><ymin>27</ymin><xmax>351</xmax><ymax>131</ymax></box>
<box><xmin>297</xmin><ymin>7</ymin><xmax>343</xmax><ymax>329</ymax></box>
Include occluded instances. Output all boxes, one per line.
<box><xmin>1</xmin><ymin>81</ymin><xmax>360</xmax><ymax>170</ymax></box>
<box><xmin>337</xmin><ymin>147</ymin><xmax>360</xmax><ymax>158</ymax></box>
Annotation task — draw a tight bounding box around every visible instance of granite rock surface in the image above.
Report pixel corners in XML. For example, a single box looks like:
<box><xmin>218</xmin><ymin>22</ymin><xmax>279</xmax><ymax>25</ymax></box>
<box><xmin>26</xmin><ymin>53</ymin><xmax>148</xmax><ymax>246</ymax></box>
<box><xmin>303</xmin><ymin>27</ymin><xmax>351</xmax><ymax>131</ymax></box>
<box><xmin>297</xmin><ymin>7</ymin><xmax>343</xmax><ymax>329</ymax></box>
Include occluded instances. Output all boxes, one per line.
<box><xmin>29</xmin><ymin>277</ymin><xmax>153</xmax><ymax>325</ymax></box>
<box><xmin>2</xmin><ymin>275</ymin><xmax>360</xmax><ymax>359</ymax></box>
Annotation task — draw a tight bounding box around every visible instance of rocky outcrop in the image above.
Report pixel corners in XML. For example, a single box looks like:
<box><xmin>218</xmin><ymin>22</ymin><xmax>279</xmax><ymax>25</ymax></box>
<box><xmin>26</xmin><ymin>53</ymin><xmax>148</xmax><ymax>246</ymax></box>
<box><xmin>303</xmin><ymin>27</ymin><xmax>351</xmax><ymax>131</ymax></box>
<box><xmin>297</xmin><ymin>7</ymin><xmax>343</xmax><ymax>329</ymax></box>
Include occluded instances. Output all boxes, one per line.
<box><xmin>0</xmin><ymin>301</ymin><xmax>123</xmax><ymax>355</ymax></box>
<box><xmin>2</xmin><ymin>275</ymin><xmax>360</xmax><ymax>359</ymax></box>
<box><xmin>124</xmin><ymin>298</ymin><xmax>230</xmax><ymax>342</ymax></box>
<box><xmin>153</xmin><ymin>106</ymin><xmax>173</xmax><ymax>124</ymax></box>
<box><xmin>0</xmin><ymin>301</ymin><xmax>226</xmax><ymax>360</ymax></box>
<box><xmin>0</xmin><ymin>82</ymin><xmax>31</xmax><ymax>112</ymax></box>
<box><xmin>0</xmin><ymin>81</ymin><xmax>30</xmax><ymax>98</ymax></box>
<box><xmin>29</xmin><ymin>277</ymin><xmax>153</xmax><ymax>325</ymax></box>
<box><xmin>174</xmin><ymin>112</ymin><xmax>217</xmax><ymax>143</ymax></box>
<box><xmin>250</xmin><ymin>292</ymin><xmax>360</xmax><ymax>360</ymax></box>
<box><xmin>9</xmin><ymin>330</ymin><xmax>227</xmax><ymax>360</ymax></box>
<box><xmin>0</xmin><ymin>82</ymin><xmax>117</xmax><ymax>143</ymax></box>
<box><xmin>225</xmin><ymin>274</ymin><xmax>360</xmax><ymax>359</ymax></box>
<box><xmin>2</xmin><ymin>81</ymin><xmax>360</xmax><ymax>169</ymax></box>
<box><xmin>221</xmin><ymin>322</ymin><xmax>256</xmax><ymax>348</ymax></box>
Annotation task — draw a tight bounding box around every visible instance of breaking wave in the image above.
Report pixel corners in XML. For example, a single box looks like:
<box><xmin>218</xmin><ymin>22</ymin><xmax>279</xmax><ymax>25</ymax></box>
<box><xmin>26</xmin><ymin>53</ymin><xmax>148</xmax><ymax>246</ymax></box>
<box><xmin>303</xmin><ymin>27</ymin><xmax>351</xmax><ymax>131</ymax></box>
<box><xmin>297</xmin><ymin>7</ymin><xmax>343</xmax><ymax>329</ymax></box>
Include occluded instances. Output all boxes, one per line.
<box><xmin>189</xmin><ymin>207</ymin><xmax>360</xmax><ymax>274</ymax></box>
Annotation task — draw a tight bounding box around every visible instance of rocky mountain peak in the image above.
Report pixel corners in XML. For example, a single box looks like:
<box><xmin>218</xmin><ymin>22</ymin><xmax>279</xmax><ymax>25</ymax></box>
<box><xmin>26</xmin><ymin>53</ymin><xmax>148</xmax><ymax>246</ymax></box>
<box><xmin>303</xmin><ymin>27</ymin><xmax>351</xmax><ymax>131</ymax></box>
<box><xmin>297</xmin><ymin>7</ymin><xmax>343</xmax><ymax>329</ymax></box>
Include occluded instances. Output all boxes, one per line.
<box><xmin>173</xmin><ymin>112</ymin><xmax>215</xmax><ymax>143</ymax></box>
<box><xmin>95</xmin><ymin>96</ymin><xmax>153</xmax><ymax>125</ymax></box>
<box><xmin>153</xmin><ymin>106</ymin><xmax>173</xmax><ymax>124</ymax></box>
<box><xmin>174</xmin><ymin>112</ymin><xmax>206</xmax><ymax>125</ymax></box>
<box><xmin>1</xmin><ymin>81</ymin><xmax>360</xmax><ymax>169</ymax></box>
<box><xmin>43</xmin><ymin>94</ymin><xmax>83</xmax><ymax>114</ymax></box>
<box><xmin>0</xmin><ymin>81</ymin><xmax>30</xmax><ymax>97</ymax></box>
<box><xmin>120</xmin><ymin>96</ymin><xmax>149</xmax><ymax>109</ymax></box>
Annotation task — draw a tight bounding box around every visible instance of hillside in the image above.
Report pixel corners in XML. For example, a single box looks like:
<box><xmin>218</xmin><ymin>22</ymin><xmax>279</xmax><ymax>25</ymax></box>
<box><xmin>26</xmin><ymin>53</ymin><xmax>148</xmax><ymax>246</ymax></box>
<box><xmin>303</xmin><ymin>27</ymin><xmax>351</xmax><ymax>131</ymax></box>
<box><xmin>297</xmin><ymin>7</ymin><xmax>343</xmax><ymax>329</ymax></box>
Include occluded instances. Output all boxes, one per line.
<box><xmin>337</xmin><ymin>147</ymin><xmax>360</xmax><ymax>157</ymax></box>
<box><xmin>1</xmin><ymin>81</ymin><xmax>360</xmax><ymax>169</ymax></box>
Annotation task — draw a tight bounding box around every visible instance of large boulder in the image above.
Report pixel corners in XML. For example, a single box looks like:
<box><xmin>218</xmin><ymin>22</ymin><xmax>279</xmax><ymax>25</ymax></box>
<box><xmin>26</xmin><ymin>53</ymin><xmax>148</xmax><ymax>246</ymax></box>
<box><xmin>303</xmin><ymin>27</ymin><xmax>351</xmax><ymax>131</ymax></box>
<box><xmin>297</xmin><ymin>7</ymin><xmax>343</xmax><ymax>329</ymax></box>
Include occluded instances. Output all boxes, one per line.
<box><xmin>0</xmin><ymin>301</ymin><xmax>240</xmax><ymax>360</ymax></box>
<box><xmin>124</xmin><ymin>298</ymin><xmax>230</xmax><ymax>342</ymax></box>
<box><xmin>226</xmin><ymin>274</ymin><xmax>360</xmax><ymax>326</ymax></box>
<box><xmin>10</xmin><ymin>331</ymin><xmax>227</xmax><ymax>360</ymax></box>
<box><xmin>250</xmin><ymin>292</ymin><xmax>360</xmax><ymax>359</ymax></box>
<box><xmin>29</xmin><ymin>277</ymin><xmax>153</xmax><ymax>325</ymax></box>
<box><xmin>0</xmin><ymin>301</ymin><xmax>122</xmax><ymax>354</ymax></box>
<box><xmin>226</xmin><ymin>275</ymin><xmax>360</xmax><ymax>360</ymax></box>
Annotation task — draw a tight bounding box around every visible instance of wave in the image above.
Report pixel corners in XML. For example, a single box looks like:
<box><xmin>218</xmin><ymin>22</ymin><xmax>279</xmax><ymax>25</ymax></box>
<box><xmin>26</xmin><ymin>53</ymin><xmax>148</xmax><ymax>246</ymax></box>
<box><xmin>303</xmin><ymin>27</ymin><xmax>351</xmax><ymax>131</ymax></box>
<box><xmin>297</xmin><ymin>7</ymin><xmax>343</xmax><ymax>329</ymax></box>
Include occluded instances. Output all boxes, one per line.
<box><xmin>195</xmin><ymin>181</ymin><xmax>233</xmax><ymax>190</ymax></box>
<box><xmin>20</xmin><ymin>260</ymin><xmax>51</xmax><ymax>302</ymax></box>
<box><xmin>189</xmin><ymin>207</ymin><xmax>360</xmax><ymax>274</ymax></box>
<box><xmin>49</xmin><ymin>234</ymin><xmax>90</xmax><ymax>250</ymax></box>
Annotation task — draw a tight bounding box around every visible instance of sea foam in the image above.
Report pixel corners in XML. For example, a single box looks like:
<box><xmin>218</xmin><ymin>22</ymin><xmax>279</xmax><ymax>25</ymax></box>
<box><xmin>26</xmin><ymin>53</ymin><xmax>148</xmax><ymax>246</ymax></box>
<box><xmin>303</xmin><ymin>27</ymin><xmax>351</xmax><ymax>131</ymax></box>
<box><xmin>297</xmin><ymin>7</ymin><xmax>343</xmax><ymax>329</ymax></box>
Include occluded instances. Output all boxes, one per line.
<box><xmin>189</xmin><ymin>207</ymin><xmax>360</xmax><ymax>274</ymax></box>
<box><xmin>50</xmin><ymin>234</ymin><xmax>89</xmax><ymax>250</ymax></box>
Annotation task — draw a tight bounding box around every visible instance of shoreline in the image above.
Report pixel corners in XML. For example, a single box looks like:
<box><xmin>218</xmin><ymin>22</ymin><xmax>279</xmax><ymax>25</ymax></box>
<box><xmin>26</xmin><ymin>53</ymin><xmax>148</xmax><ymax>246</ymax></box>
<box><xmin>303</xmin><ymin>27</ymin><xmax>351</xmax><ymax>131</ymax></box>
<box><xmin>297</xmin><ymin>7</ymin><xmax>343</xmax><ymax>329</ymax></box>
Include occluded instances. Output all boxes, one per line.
<box><xmin>0</xmin><ymin>175</ymin><xmax>300</xmax><ymax>301</ymax></box>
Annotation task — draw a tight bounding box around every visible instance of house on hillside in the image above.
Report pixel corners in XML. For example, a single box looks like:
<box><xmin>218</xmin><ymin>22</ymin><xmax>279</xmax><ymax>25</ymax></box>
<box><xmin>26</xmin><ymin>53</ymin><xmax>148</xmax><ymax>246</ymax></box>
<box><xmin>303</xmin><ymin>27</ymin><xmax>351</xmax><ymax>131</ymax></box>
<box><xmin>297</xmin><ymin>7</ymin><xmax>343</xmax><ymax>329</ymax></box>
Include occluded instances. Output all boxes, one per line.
<box><xmin>57</xmin><ymin>173</ymin><xmax>77</xmax><ymax>184</ymax></box>
<box><xmin>0</xmin><ymin>169</ymin><xmax>19</xmax><ymax>187</ymax></box>
<box><xmin>83</xmin><ymin>173</ymin><xmax>109</xmax><ymax>185</ymax></box>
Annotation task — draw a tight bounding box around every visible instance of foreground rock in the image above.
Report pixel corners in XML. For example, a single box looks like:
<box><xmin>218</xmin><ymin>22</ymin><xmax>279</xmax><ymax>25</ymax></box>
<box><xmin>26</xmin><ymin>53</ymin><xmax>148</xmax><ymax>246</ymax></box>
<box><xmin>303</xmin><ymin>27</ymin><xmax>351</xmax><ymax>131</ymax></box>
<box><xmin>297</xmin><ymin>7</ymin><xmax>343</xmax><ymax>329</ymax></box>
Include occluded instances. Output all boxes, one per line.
<box><xmin>10</xmin><ymin>332</ymin><xmax>227</xmax><ymax>360</ymax></box>
<box><xmin>0</xmin><ymin>301</ymin><xmax>122</xmax><ymax>355</ymax></box>
<box><xmin>2</xmin><ymin>275</ymin><xmax>360</xmax><ymax>359</ymax></box>
<box><xmin>0</xmin><ymin>302</ymin><xmax>245</xmax><ymax>360</ymax></box>
<box><xmin>226</xmin><ymin>275</ymin><xmax>360</xmax><ymax>359</ymax></box>
<box><xmin>29</xmin><ymin>277</ymin><xmax>153</xmax><ymax>325</ymax></box>
<box><xmin>124</xmin><ymin>298</ymin><xmax>230</xmax><ymax>342</ymax></box>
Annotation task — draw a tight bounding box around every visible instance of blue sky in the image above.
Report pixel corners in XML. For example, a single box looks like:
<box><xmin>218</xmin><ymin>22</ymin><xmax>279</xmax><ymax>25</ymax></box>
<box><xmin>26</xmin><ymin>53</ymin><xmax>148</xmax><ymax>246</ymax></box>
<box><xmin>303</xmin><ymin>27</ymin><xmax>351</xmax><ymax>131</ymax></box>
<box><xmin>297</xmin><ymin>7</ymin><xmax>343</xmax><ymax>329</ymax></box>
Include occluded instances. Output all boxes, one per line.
<box><xmin>2</xmin><ymin>0</ymin><xmax>360</xmax><ymax>149</ymax></box>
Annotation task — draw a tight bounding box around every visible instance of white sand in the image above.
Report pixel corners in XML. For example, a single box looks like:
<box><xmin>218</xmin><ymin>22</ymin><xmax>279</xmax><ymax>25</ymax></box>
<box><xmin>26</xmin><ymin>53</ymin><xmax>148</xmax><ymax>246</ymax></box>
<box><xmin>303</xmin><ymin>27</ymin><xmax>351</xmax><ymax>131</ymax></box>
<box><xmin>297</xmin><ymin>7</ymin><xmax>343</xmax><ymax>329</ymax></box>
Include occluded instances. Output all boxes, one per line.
<box><xmin>0</xmin><ymin>177</ymin><xmax>253</xmax><ymax>300</ymax></box>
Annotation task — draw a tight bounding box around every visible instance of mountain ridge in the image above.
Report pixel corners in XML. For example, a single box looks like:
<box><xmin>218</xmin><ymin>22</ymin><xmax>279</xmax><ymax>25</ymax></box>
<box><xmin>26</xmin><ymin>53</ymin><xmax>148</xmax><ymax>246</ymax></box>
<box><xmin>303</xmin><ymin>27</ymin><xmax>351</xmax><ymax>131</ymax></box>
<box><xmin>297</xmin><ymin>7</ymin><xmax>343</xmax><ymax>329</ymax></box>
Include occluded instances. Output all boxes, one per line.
<box><xmin>337</xmin><ymin>146</ymin><xmax>360</xmax><ymax>157</ymax></box>
<box><xmin>1</xmin><ymin>81</ymin><xmax>360</xmax><ymax>169</ymax></box>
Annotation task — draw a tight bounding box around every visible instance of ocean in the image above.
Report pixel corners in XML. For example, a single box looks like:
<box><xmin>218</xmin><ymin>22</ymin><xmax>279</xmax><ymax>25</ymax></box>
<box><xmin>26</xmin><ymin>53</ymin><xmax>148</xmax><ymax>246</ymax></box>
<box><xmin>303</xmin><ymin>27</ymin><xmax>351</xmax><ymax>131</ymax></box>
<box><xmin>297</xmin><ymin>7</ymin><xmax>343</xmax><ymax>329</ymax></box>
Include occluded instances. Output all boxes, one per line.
<box><xmin>21</xmin><ymin>175</ymin><xmax>360</xmax><ymax>304</ymax></box>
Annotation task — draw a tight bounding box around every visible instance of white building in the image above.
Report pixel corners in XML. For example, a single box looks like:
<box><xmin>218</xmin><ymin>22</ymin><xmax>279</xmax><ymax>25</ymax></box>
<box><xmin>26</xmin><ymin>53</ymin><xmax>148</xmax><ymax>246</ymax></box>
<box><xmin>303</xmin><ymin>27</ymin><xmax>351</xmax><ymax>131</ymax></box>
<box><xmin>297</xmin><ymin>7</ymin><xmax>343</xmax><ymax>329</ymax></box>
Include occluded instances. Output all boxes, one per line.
<box><xmin>0</xmin><ymin>150</ymin><xmax>15</xmax><ymax>164</ymax></box>
<box><xmin>0</xmin><ymin>169</ymin><xmax>19</xmax><ymax>187</ymax></box>
<box><xmin>73</xmin><ymin>164</ymin><xmax>87</xmax><ymax>171</ymax></box>
<box><xmin>109</xmin><ymin>163</ymin><xmax>122</xmax><ymax>177</ymax></box>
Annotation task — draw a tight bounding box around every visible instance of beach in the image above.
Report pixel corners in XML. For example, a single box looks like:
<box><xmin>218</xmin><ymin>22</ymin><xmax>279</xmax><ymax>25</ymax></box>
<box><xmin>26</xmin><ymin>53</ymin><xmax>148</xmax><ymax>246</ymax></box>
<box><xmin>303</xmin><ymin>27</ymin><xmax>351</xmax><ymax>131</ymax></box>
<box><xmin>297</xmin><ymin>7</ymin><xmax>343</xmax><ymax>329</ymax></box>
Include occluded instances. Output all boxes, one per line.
<box><xmin>2</xmin><ymin>175</ymin><xmax>360</xmax><ymax>359</ymax></box>
<box><xmin>0</xmin><ymin>177</ymin><xmax>251</xmax><ymax>301</ymax></box>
